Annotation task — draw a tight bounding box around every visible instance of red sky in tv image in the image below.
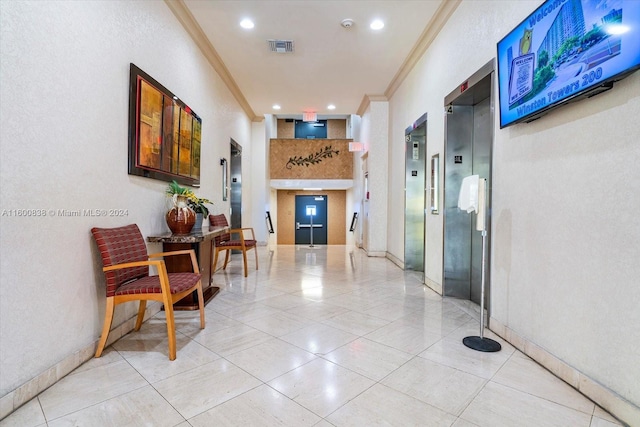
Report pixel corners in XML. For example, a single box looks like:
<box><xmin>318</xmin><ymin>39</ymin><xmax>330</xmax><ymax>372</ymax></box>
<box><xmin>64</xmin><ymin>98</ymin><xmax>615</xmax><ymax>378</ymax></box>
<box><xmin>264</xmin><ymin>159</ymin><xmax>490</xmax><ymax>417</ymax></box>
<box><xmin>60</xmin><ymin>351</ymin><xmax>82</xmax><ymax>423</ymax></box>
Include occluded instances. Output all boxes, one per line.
<box><xmin>496</xmin><ymin>0</ymin><xmax>640</xmax><ymax>128</ymax></box>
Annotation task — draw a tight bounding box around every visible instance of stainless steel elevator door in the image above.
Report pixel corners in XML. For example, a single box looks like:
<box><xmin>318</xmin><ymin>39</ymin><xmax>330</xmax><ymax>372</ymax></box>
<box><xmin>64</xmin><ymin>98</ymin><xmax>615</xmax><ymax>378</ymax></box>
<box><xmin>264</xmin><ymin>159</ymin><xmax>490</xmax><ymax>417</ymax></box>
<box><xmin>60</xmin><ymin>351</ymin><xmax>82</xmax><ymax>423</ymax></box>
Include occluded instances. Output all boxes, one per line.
<box><xmin>470</xmin><ymin>97</ymin><xmax>491</xmax><ymax>304</ymax></box>
<box><xmin>230</xmin><ymin>140</ymin><xmax>242</xmax><ymax>230</ymax></box>
<box><xmin>443</xmin><ymin>67</ymin><xmax>493</xmax><ymax>306</ymax></box>
<box><xmin>443</xmin><ymin>106</ymin><xmax>473</xmax><ymax>298</ymax></box>
<box><xmin>405</xmin><ymin>122</ymin><xmax>426</xmax><ymax>271</ymax></box>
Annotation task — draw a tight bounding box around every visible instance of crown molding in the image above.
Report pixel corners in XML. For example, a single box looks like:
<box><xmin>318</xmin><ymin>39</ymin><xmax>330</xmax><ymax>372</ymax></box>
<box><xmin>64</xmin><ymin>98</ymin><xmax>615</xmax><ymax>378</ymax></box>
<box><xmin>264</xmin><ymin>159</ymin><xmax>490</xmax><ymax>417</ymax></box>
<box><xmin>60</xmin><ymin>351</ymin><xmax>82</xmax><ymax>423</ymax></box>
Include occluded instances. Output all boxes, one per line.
<box><xmin>384</xmin><ymin>0</ymin><xmax>461</xmax><ymax>99</ymax></box>
<box><xmin>164</xmin><ymin>0</ymin><xmax>259</xmax><ymax>122</ymax></box>
<box><xmin>356</xmin><ymin>95</ymin><xmax>388</xmax><ymax>117</ymax></box>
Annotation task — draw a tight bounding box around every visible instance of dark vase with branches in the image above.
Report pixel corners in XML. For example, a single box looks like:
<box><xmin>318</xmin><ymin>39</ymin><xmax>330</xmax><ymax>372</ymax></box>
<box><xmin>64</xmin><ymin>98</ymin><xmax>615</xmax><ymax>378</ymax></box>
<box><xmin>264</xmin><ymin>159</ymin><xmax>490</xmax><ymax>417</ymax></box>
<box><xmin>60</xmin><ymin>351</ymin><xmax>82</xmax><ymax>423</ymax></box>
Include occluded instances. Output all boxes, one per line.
<box><xmin>165</xmin><ymin>180</ymin><xmax>212</xmax><ymax>232</ymax></box>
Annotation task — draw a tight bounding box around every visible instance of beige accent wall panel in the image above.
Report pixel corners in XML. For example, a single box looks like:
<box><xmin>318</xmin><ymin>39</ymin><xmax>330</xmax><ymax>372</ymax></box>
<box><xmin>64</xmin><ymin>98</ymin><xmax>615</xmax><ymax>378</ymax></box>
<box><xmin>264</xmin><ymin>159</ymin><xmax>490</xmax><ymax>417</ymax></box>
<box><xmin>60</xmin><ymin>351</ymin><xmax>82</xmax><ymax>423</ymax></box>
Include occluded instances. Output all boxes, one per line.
<box><xmin>277</xmin><ymin>190</ymin><xmax>346</xmax><ymax>244</ymax></box>
<box><xmin>327</xmin><ymin>119</ymin><xmax>347</xmax><ymax>139</ymax></box>
<box><xmin>270</xmin><ymin>139</ymin><xmax>352</xmax><ymax>179</ymax></box>
<box><xmin>276</xmin><ymin>119</ymin><xmax>295</xmax><ymax>138</ymax></box>
<box><xmin>327</xmin><ymin>191</ymin><xmax>347</xmax><ymax>244</ymax></box>
<box><xmin>277</xmin><ymin>191</ymin><xmax>295</xmax><ymax>244</ymax></box>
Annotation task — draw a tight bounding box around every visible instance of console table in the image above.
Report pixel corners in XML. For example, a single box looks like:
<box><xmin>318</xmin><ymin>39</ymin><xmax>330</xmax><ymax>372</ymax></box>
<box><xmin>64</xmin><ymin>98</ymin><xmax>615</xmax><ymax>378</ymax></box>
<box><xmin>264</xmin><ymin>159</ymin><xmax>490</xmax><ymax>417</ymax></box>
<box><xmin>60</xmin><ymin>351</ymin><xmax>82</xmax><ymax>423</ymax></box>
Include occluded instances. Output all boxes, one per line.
<box><xmin>148</xmin><ymin>225</ymin><xmax>228</xmax><ymax>310</ymax></box>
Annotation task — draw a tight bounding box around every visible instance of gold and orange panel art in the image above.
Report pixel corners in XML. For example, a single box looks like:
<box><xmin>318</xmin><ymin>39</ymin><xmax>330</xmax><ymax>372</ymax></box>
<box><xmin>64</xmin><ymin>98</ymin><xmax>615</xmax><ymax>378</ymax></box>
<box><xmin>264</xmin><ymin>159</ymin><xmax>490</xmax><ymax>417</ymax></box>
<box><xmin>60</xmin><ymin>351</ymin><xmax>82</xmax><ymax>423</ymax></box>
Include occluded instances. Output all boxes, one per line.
<box><xmin>128</xmin><ymin>63</ymin><xmax>202</xmax><ymax>186</ymax></box>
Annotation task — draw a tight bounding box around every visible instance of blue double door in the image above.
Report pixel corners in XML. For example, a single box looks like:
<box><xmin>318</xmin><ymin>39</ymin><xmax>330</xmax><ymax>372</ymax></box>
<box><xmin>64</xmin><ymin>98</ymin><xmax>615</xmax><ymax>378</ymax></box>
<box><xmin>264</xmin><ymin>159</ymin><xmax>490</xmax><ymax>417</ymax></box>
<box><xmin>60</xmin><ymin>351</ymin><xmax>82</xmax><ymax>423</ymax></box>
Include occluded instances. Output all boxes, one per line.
<box><xmin>295</xmin><ymin>195</ymin><xmax>327</xmax><ymax>245</ymax></box>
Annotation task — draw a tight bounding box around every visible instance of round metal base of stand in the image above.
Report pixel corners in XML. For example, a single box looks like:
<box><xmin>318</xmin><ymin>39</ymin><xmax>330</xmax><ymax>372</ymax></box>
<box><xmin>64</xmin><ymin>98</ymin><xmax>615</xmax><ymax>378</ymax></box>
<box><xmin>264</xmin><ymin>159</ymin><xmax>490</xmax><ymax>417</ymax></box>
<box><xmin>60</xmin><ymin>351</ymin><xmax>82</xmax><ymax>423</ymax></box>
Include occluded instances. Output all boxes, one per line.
<box><xmin>463</xmin><ymin>336</ymin><xmax>502</xmax><ymax>352</ymax></box>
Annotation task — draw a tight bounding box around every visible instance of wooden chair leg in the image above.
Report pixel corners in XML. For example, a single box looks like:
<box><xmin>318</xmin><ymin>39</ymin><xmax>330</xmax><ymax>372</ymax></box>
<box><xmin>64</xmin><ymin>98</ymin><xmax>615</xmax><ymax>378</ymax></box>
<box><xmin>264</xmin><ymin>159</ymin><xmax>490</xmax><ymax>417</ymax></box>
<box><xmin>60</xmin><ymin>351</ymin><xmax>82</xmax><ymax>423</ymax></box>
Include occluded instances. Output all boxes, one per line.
<box><xmin>134</xmin><ymin>300</ymin><xmax>147</xmax><ymax>331</ymax></box>
<box><xmin>164</xmin><ymin>301</ymin><xmax>177</xmax><ymax>361</ymax></box>
<box><xmin>223</xmin><ymin>250</ymin><xmax>231</xmax><ymax>270</ymax></box>
<box><xmin>254</xmin><ymin>247</ymin><xmax>259</xmax><ymax>271</ymax></box>
<box><xmin>95</xmin><ymin>297</ymin><xmax>115</xmax><ymax>358</ymax></box>
<box><xmin>196</xmin><ymin>280</ymin><xmax>205</xmax><ymax>329</ymax></box>
<box><xmin>242</xmin><ymin>250</ymin><xmax>249</xmax><ymax>277</ymax></box>
<box><xmin>212</xmin><ymin>248</ymin><xmax>220</xmax><ymax>273</ymax></box>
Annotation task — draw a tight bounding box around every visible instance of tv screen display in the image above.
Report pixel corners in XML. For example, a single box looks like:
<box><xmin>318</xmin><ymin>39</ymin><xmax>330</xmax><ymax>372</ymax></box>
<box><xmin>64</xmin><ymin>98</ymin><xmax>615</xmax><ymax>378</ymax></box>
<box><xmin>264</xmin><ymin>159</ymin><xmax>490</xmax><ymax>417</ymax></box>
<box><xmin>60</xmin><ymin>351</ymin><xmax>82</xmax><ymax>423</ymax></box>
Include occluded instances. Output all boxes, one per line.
<box><xmin>497</xmin><ymin>0</ymin><xmax>640</xmax><ymax>128</ymax></box>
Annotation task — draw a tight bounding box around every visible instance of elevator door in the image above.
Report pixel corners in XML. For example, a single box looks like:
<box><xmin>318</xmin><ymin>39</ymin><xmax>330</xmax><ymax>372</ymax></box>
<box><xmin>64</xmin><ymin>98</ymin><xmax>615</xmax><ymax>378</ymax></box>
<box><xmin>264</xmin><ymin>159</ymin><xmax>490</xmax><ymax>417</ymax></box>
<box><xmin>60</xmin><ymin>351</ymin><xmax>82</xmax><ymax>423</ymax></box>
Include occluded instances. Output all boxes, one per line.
<box><xmin>443</xmin><ymin>65</ymin><xmax>493</xmax><ymax>308</ymax></box>
<box><xmin>295</xmin><ymin>195</ymin><xmax>328</xmax><ymax>245</ymax></box>
<box><xmin>230</xmin><ymin>140</ymin><xmax>242</xmax><ymax>229</ymax></box>
<box><xmin>404</xmin><ymin>119</ymin><xmax>426</xmax><ymax>271</ymax></box>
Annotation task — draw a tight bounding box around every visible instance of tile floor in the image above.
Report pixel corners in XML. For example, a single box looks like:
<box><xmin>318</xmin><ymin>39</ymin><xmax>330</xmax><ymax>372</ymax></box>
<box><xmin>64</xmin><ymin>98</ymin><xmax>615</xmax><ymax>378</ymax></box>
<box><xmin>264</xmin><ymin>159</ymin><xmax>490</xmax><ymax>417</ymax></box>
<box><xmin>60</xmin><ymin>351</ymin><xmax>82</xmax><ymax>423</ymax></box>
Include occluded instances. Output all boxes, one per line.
<box><xmin>1</xmin><ymin>245</ymin><xmax>624</xmax><ymax>426</ymax></box>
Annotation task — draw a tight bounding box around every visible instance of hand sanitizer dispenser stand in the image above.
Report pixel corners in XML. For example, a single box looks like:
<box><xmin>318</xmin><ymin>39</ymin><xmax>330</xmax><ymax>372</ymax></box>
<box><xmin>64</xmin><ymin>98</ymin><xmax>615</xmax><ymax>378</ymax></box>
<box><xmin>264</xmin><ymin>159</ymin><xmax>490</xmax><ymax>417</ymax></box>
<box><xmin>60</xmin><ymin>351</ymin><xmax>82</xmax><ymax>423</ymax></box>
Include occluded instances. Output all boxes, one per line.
<box><xmin>458</xmin><ymin>175</ymin><xmax>501</xmax><ymax>352</ymax></box>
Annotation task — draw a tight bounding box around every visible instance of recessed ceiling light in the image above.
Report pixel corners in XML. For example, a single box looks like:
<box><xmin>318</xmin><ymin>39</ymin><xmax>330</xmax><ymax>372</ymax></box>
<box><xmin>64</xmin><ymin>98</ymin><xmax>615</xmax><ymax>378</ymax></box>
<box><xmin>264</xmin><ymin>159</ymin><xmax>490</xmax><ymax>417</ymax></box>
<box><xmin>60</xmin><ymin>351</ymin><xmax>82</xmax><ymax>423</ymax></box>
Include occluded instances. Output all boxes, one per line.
<box><xmin>240</xmin><ymin>19</ymin><xmax>254</xmax><ymax>29</ymax></box>
<box><xmin>370</xmin><ymin>19</ymin><xmax>384</xmax><ymax>30</ymax></box>
<box><xmin>327</xmin><ymin>104</ymin><xmax>336</xmax><ymax>110</ymax></box>
<box><xmin>272</xmin><ymin>104</ymin><xmax>281</xmax><ymax>110</ymax></box>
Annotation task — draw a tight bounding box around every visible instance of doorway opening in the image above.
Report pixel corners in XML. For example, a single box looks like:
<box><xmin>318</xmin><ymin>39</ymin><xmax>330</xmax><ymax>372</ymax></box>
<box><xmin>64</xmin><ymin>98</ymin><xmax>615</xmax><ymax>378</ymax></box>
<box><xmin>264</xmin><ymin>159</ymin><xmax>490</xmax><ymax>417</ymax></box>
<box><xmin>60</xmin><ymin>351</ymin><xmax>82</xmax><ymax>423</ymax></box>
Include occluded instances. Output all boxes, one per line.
<box><xmin>294</xmin><ymin>195</ymin><xmax>328</xmax><ymax>245</ymax></box>
<box><xmin>404</xmin><ymin>113</ymin><xmax>427</xmax><ymax>272</ymax></box>
<box><xmin>443</xmin><ymin>60</ymin><xmax>494</xmax><ymax>310</ymax></box>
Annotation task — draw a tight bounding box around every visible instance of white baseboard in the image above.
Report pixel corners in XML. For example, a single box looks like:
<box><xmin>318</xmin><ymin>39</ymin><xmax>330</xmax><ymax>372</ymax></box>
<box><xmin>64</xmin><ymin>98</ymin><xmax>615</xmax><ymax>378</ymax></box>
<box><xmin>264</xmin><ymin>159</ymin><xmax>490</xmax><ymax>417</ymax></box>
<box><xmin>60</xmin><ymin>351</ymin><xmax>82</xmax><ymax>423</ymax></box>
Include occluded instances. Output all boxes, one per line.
<box><xmin>490</xmin><ymin>317</ymin><xmax>639</xmax><ymax>426</ymax></box>
<box><xmin>364</xmin><ymin>250</ymin><xmax>386</xmax><ymax>257</ymax></box>
<box><xmin>386</xmin><ymin>252</ymin><xmax>404</xmax><ymax>269</ymax></box>
<box><xmin>0</xmin><ymin>304</ymin><xmax>162</xmax><ymax>420</ymax></box>
<box><xmin>424</xmin><ymin>276</ymin><xmax>442</xmax><ymax>295</ymax></box>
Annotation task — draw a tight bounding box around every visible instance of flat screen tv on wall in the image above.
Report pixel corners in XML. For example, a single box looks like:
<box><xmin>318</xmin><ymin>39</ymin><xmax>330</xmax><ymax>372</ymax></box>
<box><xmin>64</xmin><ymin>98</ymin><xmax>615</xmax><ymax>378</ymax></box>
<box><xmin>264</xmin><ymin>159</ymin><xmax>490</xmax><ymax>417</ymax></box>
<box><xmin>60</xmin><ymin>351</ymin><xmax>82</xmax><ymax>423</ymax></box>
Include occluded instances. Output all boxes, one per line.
<box><xmin>497</xmin><ymin>0</ymin><xmax>640</xmax><ymax>128</ymax></box>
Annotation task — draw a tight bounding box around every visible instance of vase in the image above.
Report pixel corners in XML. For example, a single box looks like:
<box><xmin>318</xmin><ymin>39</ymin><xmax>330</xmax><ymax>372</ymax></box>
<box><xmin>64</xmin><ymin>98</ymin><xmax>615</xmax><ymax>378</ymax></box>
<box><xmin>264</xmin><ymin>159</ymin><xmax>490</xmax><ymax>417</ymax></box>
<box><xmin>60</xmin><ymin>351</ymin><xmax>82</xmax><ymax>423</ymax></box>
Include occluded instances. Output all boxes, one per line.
<box><xmin>166</xmin><ymin>195</ymin><xmax>196</xmax><ymax>234</ymax></box>
<box><xmin>193</xmin><ymin>212</ymin><xmax>203</xmax><ymax>231</ymax></box>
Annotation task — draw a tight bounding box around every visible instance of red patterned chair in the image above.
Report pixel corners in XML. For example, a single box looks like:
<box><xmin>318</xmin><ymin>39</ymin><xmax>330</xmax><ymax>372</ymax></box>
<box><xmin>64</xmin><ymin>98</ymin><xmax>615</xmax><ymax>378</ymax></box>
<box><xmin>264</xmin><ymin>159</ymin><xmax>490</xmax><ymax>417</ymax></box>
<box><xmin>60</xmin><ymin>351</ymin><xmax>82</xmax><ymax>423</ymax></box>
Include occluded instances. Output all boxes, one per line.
<box><xmin>91</xmin><ymin>224</ymin><xmax>205</xmax><ymax>360</ymax></box>
<box><xmin>209</xmin><ymin>214</ymin><xmax>258</xmax><ymax>277</ymax></box>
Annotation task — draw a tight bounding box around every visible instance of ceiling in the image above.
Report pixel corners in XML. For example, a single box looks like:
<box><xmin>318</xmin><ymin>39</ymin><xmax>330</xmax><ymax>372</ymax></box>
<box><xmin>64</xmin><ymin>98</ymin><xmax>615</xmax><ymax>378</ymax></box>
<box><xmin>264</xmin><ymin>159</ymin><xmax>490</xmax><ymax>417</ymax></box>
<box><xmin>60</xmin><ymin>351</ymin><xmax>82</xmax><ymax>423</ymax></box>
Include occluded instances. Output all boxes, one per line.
<box><xmin>178</xmin><ymin>0</ymin><xmax>453</xmax><ymax>121</ymax></box>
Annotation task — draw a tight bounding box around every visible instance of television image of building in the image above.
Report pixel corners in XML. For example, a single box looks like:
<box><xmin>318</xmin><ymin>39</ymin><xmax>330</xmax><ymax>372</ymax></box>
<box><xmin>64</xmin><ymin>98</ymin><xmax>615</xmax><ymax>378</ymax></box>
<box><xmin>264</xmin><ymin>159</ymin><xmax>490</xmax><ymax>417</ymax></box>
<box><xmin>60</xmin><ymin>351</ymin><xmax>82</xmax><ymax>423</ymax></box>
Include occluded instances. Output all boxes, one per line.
<box><xmin>537</xmin><ymin>0</ymin><xmax>586</xmax><ymax>61</ymax></box>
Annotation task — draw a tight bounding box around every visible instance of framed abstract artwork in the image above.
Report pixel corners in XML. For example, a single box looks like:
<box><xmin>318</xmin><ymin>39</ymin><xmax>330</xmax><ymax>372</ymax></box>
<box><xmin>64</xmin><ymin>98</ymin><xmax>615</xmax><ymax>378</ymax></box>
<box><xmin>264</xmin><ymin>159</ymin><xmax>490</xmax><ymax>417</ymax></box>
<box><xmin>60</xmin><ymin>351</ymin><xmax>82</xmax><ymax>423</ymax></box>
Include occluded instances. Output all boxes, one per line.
<box><xmin>128</xmin><ymin>63</ymin><xmax>202</xmax><ymax>186</ymax></box>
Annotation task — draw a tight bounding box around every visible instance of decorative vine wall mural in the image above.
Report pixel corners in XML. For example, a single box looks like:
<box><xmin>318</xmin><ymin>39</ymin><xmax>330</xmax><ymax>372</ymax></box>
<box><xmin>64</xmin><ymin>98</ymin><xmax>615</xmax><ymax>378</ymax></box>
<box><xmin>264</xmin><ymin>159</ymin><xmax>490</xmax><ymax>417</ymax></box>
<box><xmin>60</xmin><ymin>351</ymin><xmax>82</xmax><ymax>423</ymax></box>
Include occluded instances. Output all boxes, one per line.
<box><xmin>285</xmin><ymin>145</ymin><xmax>340</xmax><ymax>169</ymax></box>
<box><xmin>270</xmin><ymin>139</ymin><xmax>352</xmax><ymax>180</ymax></box>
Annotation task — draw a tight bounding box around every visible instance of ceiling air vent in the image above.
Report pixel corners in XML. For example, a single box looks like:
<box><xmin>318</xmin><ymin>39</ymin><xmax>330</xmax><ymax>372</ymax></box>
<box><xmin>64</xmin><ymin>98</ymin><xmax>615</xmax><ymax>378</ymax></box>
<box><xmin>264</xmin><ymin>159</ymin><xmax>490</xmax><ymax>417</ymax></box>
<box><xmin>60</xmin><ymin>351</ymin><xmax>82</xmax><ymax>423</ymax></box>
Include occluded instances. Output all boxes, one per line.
<box><xmin>268</xmin><ymin>39</ymin><xmax>294</xmax><ymax>53</ymax></box>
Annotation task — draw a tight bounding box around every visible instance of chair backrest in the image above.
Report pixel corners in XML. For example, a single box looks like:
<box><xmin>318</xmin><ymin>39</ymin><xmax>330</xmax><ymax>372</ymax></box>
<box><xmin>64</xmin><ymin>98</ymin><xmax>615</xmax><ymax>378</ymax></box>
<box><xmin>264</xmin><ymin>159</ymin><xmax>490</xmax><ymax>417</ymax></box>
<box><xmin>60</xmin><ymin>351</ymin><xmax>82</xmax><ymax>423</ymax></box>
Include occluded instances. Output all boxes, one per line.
<box><xmin>91</xmin><ymin>224</ymin><xmax>149</xmax><ymax>297</ymax></box>
<box><xmin>209</xmin><ymin>214</ymin><xmax>231</xmax><ymax>243</ymax></box>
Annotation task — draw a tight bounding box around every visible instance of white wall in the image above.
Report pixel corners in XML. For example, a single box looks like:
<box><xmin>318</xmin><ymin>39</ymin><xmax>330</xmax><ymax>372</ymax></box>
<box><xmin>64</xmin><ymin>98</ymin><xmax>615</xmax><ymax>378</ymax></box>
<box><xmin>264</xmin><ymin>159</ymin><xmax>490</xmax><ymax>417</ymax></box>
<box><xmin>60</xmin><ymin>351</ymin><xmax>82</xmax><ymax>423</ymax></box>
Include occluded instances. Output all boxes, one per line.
<box><xmin>387</xmin><ymin>0</ymin><xmax>639</xmax><ymax>419</ymax></box>
<box><xmin>0</xmin><ymin>0</ymin><xmax>251</xmax><ymax>401</ymax></box>
<box><xmin>250</xmin><ymin>119</ymin><xmax>268</xmax><ymax>244</ymax></box>
<box><xmin>359</xmin><ymin>99</ymin><xmax>389</xmax><ymax>256</ymax></box>
<box><xmin>349</xmin><ymin>114</ymin><xmax>363</xmax><ymax>247</ymax></box>
<box><xmin>262</xmin><ymin>115</ymin><xmax>279</xmax><ymax>246</ymax></box>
